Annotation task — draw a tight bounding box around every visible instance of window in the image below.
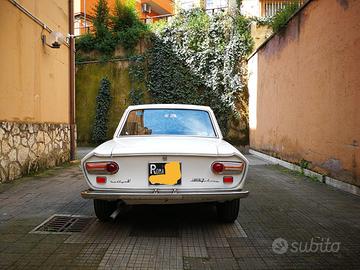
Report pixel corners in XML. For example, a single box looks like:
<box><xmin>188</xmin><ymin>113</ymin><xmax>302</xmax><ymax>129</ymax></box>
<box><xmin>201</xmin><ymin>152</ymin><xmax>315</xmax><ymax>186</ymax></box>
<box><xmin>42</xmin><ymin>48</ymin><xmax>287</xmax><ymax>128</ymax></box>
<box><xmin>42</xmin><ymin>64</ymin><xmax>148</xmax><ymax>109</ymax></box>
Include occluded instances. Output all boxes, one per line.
<box><xmin>120</xmin><ymin>109</ymin><xmax>216</xmax><ymax>137</ymax></box>
<box><xmin>178</xmin><ymin>0</ymin><xmax>199</xmax><ymax>10</ymax></box>
<box><xmin>206</xmin><ymin>0</ymin><xmax>228</xmax><ymax>10</ymax></box>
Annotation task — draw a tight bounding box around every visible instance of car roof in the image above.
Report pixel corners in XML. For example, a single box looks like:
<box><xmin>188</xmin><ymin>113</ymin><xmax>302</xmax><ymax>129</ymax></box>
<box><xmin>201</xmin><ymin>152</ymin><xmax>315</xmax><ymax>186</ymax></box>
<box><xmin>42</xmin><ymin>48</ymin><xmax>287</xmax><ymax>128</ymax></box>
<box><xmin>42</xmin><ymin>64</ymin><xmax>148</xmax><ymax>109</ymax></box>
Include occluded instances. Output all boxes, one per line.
<box><xmin>127</xmin><ymin>104</ymin><xmax>212</xmax><ymax>111</ymax></box>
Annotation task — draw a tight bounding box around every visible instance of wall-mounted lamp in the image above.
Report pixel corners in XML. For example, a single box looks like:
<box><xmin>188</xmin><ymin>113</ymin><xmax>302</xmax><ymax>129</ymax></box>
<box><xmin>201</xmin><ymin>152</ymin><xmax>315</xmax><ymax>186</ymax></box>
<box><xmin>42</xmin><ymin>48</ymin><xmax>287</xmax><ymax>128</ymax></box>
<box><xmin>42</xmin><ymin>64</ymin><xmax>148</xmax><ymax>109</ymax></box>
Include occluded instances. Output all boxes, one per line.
<box><xmin>41</xmin><ymin>31</ymin><xmax>65</xmax><ymax>49</ymax></box>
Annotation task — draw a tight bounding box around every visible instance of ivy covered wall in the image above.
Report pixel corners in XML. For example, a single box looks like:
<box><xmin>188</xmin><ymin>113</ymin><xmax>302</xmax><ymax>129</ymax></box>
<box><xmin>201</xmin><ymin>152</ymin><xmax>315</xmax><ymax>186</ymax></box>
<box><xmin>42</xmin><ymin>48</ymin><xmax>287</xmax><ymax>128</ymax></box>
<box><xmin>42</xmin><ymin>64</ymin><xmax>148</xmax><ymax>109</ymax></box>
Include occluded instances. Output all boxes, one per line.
<box><xmin>75</xmin><ymin>7</ymin><xmax>253</xmax><ymax>146</ymax></box>
<box><xmin>75</xmin><ymin>61</ymin><xmax>135</xmax><ymax>145</ymax></box>
<box><xmin>129</xmin><ymin>9</ymin><xmax>253</xmax><ymax>145</ymax></box>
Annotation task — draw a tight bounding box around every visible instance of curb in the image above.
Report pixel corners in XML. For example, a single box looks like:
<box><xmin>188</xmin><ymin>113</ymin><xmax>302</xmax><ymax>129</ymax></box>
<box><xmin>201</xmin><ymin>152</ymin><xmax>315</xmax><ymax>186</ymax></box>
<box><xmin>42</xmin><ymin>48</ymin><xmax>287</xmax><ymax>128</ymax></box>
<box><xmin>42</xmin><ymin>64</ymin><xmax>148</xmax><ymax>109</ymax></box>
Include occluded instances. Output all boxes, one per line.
<box><xmin>249</xmin><ymin>149</ymin><xmax>360</xmax><ymax>197</ymax></box>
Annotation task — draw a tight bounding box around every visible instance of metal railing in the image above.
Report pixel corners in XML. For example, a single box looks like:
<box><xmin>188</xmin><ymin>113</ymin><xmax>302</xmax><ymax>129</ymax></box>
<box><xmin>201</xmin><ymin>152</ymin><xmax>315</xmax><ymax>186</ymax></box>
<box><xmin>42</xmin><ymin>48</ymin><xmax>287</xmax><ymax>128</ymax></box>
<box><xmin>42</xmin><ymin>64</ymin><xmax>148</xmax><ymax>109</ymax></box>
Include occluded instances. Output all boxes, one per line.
<box><xmin>261</xmin><ymin>0</ymin><xmax>304</xmax><ymax>17</ymax></box>
<box><xmin>140</xmin><ymin>13</ymin><xmax>174</xmax><ymax>24</ymax></box>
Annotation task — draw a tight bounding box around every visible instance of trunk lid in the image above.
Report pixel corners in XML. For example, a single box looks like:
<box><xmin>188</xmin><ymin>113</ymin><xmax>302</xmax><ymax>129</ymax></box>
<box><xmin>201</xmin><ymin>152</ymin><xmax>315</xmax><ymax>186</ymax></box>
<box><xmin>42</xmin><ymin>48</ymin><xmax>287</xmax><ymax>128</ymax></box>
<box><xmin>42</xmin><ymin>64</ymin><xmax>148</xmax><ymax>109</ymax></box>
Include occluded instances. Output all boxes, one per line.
<box><xmin>110</xmin><ymin>137</ymin><xmax>220</xmax><ymax>156</ymax></box>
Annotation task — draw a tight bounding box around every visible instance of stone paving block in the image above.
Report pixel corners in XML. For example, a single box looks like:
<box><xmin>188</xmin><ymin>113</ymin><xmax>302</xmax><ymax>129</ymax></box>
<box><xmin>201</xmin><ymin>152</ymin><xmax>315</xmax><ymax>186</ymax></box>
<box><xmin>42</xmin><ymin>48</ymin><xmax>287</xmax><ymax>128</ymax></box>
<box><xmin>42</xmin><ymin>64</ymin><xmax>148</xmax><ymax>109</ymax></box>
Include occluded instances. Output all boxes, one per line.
<box><xmin>183</xmin><ymin>257</ymin><xmax>212</xmax><ymax>270</ymax></box>
<box><xmin>182</xmin><ymin>246</ymin><xmax>208</xmax><ymax>258</ymax></box>
<box><xmin>72</xmin><ymin>243</ymin><xmax>110</xmax><ymax>268</ymax></box>
<box><xmin>206</xmin><ymin>247</ymin><xmax>233</xmax><ymax>258</ymax></box>
<box><xmin>0</xmin><ymin>252</ymin><xmax>22</xmax><ymax>268</ymax></box>
<box><xmin>0</xmin><ymin>233</ymin><xmax>25</xmax><ymax>243</ymax></box>
<box><xmin>231</xmin><ymin>246</ymin><xmax>260</xmax><ymax>258</ymax></box>
<box><xmin>155</xmin><ymin>239</ymin><xmax>183</xmax><ymax>270</ymax></box>
<box><xmin>8</xmin><ymin>253</ymin><xmax>49</xmax><ymax>269</ymax></box>
<box><xmin>130</xmin><ymin>223</ymin><xmax>179</xmax><ymax>238</ymax></box>
<box><xmin>39</xmin><ymin>234</ymin><xmax>71</xmax><ymax>244</ymax></box>
<box><xmin>39</xmin><ymin>243</ymin><xmax>86</xmax><ymax>268</ymax></box>
<box><xmin>227</xmin><ymin>237</ymin><xmax>253</xmax><ymax>247</ymax></box>
<box><xmin>65</xmin><ymin>220</ymin><xmax>131</xmax><ymax>244</ymax></box>
<box><xmin>236</xmin><ymin>257</ymin><xmax>268</xmax><ymax>270</ymax></box>
<box><xmin>1</xmin><ymin>241</ymin><xmax>38</xmax><ymax>254</ymax></box>
<box><xmin>254</xmin><ymin>246</ymin><xmax>277</xmax><ymax>257</ymax></box>
<box><xmin>183</xmin><ymin>257</ymin><xmax>239</xmax><ymax>270</ymax></box>
<box><xmin>204</xmin><ymin>237</ymin><xmax>229</xmax><ymax>248</ymax></box>
<box><xmin>208</xmin><ymin>258</ymin><xmax>239</xmax><ymax>270</ymax></box>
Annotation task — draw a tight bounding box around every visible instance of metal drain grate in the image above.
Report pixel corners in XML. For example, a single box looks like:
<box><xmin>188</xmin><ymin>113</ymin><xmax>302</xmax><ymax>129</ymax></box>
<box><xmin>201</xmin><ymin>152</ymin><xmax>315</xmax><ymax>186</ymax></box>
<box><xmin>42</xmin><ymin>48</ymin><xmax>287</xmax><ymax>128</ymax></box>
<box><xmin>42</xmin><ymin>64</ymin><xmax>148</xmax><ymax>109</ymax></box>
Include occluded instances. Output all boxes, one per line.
<box><xmin>31</xmin><ymin>214</ymin><xmax>94</xmax><ymax>234</ymax></box>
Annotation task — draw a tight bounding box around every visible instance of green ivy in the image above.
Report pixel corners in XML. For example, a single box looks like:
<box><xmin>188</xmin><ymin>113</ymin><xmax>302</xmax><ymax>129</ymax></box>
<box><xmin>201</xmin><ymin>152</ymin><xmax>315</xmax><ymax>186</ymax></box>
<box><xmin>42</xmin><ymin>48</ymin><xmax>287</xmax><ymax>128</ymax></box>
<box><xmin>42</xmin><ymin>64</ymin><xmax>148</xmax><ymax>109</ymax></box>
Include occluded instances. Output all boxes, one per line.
<box><xmin>92</xmin><ymin>78</ymin><xmax>112</xmax><ymax>143</ymax></box>
<box><xmin>271</xmin><ymin>2</ymin><xmax>300</xmax><ymax>32</ymax></box>
<box><xmin>130</xmin><ymin>9</ymin><xmax>253</xmax><ymax>135</ymax></box>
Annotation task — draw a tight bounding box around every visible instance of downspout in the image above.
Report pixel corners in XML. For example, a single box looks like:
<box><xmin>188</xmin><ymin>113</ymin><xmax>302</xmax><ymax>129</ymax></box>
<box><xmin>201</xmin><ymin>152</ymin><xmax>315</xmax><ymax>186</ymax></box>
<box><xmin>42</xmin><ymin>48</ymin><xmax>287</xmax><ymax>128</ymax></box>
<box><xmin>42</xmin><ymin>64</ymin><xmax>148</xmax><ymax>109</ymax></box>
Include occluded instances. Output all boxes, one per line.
<box><xmin>69</xmin><ymin>0</ymin><xmax>76</xmax><ymax>160</ymax></box>
<box><xmin>84</xmin><ymin>0</ymin><xmax>87</xmax><ymax>32</ymax></box>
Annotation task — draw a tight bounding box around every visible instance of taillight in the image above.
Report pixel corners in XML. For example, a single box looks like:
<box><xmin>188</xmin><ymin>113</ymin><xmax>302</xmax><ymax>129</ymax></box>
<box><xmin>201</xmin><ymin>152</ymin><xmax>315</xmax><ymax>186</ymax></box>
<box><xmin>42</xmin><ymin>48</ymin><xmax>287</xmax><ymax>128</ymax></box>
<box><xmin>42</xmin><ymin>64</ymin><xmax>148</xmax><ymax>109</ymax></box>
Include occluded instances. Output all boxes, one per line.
<box><xmin>223</xmin><ymin>176</ymin><xmax>233</xmax><ymax>183</ymax></box>
<box><xmin>211</xmin><ymin>161</ymin><xmax>244</xmax><ymax>174</ymax></box>
<box><xmin>85</xmin><ymin>161</ymin><xmax>119</xmax><ymax>175</ymax></box>
<box><xmin>96</xmin><ymin>176</ymin><xmax>107</xmax><ymax>184</ymax></box>
<box><xmin>212</xmin><ymin>162</ymin><xmax>224</xmax><ymax>173</ymax></box>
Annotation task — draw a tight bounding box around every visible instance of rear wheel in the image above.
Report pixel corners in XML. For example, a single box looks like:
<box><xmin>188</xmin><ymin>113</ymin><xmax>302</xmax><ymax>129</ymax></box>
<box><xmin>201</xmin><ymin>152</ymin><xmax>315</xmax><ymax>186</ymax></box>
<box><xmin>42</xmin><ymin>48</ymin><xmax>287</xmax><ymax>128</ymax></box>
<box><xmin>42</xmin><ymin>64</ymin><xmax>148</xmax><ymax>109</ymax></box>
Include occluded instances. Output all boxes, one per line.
<box><xmin>216</xmin><ymin>199</ymin><xmax>240</xmax><ymax>223</ymax></box>
<box><xmin>93</xmin><ymin>199</ymin><xmax>117</xmax><ymax>222</ymax></box>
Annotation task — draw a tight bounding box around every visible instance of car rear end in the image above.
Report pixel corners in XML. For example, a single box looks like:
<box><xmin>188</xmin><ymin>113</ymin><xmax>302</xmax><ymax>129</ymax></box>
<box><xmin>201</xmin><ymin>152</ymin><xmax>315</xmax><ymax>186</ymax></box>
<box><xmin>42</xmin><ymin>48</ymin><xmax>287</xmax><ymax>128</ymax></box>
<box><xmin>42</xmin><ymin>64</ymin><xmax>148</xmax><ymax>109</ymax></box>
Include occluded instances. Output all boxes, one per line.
<box><xmin>81</xmin><ymin>151</ymin><xmax>249</xmax><ymax>205</ymax></box>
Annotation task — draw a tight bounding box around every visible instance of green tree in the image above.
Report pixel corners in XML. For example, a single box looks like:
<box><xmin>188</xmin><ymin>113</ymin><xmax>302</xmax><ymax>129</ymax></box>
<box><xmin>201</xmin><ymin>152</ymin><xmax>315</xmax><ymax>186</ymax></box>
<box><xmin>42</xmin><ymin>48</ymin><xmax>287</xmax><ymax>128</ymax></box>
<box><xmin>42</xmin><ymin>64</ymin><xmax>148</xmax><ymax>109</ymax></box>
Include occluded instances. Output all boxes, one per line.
<box><xmin>112</xmin><ymin>0</ymin><xmax>148</xmax><ymax>51</ymax></box>
<box><xmin>92</xmin><ymin>78</ymin><xmax>112</xmax><ymax>144</ymax></box>
<box><xmin>92</xmin><ymin>0</ymin><xmax>116</xmax><ymax>54</ymax></box>
<box><xmin>93</xmin><ymin>0</ymin><xmax>110</xmax><ymax>38</ymax></box>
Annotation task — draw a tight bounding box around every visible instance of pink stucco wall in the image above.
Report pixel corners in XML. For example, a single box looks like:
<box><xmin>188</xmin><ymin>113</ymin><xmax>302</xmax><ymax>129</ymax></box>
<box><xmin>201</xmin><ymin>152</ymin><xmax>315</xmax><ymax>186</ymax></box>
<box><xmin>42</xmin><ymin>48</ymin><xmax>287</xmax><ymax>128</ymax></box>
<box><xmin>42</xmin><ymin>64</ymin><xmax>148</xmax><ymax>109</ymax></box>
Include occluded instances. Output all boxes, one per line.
<box><xmin>249</xmin><ymin>0</ymin><xmax>360</xmax><ymax>186</ymax></box>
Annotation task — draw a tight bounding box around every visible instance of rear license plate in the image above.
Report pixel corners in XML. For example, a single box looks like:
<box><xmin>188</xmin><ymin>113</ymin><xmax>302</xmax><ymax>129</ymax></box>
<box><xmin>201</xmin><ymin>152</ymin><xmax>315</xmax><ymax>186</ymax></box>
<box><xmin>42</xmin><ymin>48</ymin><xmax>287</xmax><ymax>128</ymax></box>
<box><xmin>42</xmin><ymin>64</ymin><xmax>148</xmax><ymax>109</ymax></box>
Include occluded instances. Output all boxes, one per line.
<box><xmin>148</xmin><ymin>162</ymin><xmax>182</xmax><ymax>185</ymax></box>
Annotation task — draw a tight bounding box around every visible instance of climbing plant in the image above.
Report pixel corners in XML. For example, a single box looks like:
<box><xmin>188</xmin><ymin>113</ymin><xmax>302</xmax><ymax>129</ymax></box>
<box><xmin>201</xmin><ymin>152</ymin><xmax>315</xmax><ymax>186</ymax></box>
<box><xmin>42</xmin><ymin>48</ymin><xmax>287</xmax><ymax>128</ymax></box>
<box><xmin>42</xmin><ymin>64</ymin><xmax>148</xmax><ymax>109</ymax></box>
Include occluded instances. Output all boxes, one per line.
<box><xmin>92</xmin><ymin>78</ymin><xmax>112</xmax><ymax>144</ymax></box>
<box><xmin>251</xmin><ymin>1</ymin><xmax>301</xmax><ymax>32</ymax></box>
<box><xmin>130</xmin><ymin>8</ymin><xmax>253</xmax><ymax>135</ymax></box>
<box><xmin>270</xmin><ymin>2</ymin><xmax>301</xmax><ymax>32</ymax></box>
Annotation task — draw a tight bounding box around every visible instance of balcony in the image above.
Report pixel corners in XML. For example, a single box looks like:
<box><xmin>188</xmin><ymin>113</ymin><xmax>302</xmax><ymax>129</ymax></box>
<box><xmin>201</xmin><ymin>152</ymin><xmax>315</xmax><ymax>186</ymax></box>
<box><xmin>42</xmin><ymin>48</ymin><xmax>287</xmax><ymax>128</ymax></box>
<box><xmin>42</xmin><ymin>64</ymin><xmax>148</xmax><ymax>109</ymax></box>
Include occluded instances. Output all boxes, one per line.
<box><xmin>141</xmin><ymin>0</ymin><xmax>174</xmax><ymax>15</ymax></box>
<box><xmin>261</xmin><ymin>0</ymin><xmax>304</xmax><ymax>17</ymax></box>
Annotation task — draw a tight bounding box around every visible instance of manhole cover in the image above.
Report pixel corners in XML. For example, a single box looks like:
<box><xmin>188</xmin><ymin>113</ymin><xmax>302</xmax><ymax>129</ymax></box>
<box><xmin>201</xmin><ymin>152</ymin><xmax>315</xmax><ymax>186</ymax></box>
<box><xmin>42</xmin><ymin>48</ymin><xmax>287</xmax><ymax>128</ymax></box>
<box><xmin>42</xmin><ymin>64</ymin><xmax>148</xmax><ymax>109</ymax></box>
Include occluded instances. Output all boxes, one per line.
<box><xmin>31</xmin><ymin>214</ymin><xmax>94</xmax><ymax>234</ymax></box>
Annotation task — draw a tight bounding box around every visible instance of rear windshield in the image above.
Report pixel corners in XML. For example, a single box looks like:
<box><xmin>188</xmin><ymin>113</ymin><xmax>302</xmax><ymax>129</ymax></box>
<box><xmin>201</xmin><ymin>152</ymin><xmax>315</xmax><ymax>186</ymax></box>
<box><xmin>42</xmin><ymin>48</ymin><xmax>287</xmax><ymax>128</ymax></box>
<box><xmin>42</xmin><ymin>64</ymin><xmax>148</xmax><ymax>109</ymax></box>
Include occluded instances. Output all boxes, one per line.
<box><xmin>120</xmin><ymin>109</ymin><xmax>216</xmax><ymax>137</ymax></box>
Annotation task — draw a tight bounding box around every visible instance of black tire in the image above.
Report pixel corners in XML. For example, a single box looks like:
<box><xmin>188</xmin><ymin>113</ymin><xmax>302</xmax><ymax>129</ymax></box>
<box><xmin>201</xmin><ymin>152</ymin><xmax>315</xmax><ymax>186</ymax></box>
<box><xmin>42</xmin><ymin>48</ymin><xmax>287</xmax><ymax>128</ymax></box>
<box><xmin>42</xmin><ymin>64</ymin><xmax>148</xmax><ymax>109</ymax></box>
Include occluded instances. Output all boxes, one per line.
<box><xmin>93</xmin><ymin>199</ymin><xmax>117</xmax><ymax>222</ymax></box>
<box><xmin>216</xmin><ymin>199</ymin><xmax>240</xmax><ymax>223</ymax></box>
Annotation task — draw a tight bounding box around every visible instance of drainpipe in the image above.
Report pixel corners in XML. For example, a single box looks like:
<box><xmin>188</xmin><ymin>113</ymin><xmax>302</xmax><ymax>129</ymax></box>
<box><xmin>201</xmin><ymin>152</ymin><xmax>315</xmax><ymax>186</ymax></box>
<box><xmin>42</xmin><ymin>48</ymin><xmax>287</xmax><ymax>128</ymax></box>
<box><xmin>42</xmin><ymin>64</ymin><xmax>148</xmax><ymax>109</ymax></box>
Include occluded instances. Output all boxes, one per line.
<box><xmin>84</xmin><ymin>0</ymin><xmax>87</xmax><ymax>32</ymax></box>
<box><xmin>69</xmin><ymin>0</ymin><xmax>76</xmax><ymax>160</ymax></box>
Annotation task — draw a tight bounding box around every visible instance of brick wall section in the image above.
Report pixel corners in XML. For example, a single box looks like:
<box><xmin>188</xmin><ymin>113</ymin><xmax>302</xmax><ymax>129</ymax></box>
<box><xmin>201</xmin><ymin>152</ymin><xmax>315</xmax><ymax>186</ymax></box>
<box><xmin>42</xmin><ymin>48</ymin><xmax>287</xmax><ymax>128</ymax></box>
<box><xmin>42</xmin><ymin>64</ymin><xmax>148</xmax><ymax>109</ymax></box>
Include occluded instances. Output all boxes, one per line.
<box><xmin>0</xmin><ymin>122</ymin><xmax>70</xmax><ymax>182</ymax></box>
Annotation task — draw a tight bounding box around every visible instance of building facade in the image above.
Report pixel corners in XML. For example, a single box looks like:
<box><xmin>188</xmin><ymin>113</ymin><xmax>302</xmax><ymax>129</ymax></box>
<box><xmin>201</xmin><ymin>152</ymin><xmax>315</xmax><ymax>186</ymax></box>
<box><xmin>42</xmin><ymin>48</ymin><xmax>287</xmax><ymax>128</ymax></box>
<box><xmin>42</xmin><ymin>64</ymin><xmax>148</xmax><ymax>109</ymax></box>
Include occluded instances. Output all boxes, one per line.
<box><xmin>175</xmin><ymin>0</ymin><xmax>228</xmax><ymax>10</ymax></box>
<box><xmin>0</xmin><ymin>0</ymin><xmax>75</xmax><ymax>182</ymax></box>
<box><xmin>241</xmin><ymin>0</ymin><xmax>304</xmax><ymax>17</ymax></box>
<box><xmin>75</xmin><ymin>0</ymin><xmax>174</xmax><ymax>35</ymax></box>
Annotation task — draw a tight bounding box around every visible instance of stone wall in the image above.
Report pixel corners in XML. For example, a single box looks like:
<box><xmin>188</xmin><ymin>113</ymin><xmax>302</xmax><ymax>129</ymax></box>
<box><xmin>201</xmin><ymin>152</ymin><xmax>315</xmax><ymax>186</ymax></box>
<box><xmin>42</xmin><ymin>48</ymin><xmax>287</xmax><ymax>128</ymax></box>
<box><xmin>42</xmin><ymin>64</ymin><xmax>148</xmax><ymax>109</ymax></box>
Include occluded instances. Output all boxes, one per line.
<box><xmin>0</xmin><ymin>121</ymin><xmax>70</xmax><ymax>183</ymax></box>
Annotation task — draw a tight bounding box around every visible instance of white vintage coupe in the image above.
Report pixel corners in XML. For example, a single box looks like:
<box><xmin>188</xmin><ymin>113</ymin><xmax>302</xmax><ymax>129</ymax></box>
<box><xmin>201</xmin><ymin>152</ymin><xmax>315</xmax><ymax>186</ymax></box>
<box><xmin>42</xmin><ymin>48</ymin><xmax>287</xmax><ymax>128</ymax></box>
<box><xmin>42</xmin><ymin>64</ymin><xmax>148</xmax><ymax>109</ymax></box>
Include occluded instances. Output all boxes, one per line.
<box><xmin>81</xmin><ymin>104</ymin><xmax>249</xmax><ymax>222</ymax></box>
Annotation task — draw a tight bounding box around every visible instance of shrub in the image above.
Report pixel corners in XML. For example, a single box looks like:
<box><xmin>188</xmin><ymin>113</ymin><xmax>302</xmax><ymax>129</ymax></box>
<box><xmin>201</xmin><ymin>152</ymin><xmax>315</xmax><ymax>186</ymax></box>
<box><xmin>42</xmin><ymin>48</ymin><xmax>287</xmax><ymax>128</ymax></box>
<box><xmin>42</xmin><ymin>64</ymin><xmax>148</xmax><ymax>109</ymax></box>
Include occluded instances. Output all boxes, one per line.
<box><xmin>112</xmin><ymin>0</ymin><xmax>148</xmax><ymax>51</ymax></box>
<box><xmin>75</xmin><ymin>33</ymin><xmax>96</xmax><ymax>52</ymax></box>
<box><xmin>116</xmin><ymin>23</ymin><xmax>148</xmax><ymax>51</ymax></box>
<box><xmin>112</xmin><ymin>0</ymin><xmax>138</xmax><ymax>31</ymax></box>
<box><xmin>271</xmin><ymin>2</ymin><xmax>301</xmax><ymax>32</ymax></box>
<box><xmin>92</xmin><ymin>78</ymin><xmax>112</xmax><ymax>144</ymax></box>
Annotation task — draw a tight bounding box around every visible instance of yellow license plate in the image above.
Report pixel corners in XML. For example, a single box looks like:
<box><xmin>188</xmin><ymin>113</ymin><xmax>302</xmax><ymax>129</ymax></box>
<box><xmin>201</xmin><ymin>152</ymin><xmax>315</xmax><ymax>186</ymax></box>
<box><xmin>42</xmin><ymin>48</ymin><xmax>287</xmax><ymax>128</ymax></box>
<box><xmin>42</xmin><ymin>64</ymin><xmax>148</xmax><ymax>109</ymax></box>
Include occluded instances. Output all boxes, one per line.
<box><xmin>148</xmin><ymin>162</ymin><xmax>182</xmax><ymax>185</ymax></box>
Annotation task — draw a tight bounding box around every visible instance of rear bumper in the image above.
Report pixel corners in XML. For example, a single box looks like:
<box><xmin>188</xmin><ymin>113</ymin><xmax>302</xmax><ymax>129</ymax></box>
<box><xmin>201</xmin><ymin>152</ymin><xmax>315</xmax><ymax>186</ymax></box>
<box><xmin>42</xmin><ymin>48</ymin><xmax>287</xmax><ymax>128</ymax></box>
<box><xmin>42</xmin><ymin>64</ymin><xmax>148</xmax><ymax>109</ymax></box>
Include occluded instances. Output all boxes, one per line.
<box><xmin>80</xmin><ymin>189</ymin><xmax>249</xmax><ymax>204</ymax></box>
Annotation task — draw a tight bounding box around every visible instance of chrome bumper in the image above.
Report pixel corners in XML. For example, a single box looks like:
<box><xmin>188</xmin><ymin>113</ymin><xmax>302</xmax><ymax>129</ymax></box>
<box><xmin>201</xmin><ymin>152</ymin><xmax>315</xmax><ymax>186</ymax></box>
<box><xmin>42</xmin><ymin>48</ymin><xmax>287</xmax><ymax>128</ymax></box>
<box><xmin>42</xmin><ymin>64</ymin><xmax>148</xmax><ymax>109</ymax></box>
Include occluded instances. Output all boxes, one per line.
<box><xmin>81</xmin><ymin>189</ymin><xmax>249</xmax><ymax>204</ymax></box>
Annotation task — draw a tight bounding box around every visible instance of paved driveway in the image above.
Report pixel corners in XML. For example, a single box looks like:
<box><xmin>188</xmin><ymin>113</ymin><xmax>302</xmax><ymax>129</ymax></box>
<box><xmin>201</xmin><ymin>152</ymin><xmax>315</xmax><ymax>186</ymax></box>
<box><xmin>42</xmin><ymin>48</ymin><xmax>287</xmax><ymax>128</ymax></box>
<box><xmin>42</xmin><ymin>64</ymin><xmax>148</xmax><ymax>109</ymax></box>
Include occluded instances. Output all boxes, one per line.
<box><xmin>0</xmin><ymin>155</ymin><xmax>359</xmax><ymax>269</ymax></box>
